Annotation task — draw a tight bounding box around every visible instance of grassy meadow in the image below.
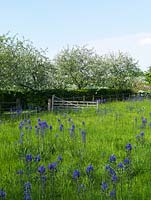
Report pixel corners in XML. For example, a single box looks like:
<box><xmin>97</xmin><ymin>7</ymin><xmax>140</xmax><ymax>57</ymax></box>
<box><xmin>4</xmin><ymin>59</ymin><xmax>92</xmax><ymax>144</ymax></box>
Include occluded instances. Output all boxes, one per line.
<box><xmin>0</xmin><ymin>99</ymin><xmax>151</xmax><ymax>199</ymax></box>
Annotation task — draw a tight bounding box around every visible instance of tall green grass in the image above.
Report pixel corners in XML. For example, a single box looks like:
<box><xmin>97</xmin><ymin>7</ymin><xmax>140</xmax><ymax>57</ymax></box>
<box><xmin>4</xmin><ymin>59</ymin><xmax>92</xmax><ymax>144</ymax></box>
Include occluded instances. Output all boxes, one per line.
<box><xmin>0</xmin><ymin>99</ymin><xmax>151</xmax><ymax>199</ymax></box>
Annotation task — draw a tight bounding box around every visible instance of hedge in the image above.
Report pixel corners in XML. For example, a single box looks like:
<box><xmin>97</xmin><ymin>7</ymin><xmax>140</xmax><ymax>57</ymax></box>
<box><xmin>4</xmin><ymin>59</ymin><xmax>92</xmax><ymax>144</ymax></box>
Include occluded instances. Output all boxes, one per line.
<box><xmin>0</xmin><ymin>89</ymin><xmax>134</xmax><ymax>112</ymax></box>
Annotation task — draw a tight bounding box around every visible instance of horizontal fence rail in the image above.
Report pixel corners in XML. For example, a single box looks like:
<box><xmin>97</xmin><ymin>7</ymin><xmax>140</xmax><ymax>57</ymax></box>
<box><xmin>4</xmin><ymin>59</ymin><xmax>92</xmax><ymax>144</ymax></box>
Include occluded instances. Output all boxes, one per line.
<box><xmin>51</xmin><ymin>95</ymin><xmax>99</xmax><ymax>111</ymax></box>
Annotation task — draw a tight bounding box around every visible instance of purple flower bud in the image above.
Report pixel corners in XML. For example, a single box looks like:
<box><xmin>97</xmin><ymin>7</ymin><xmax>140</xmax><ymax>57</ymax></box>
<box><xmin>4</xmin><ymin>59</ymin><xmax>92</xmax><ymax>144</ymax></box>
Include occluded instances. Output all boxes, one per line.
<box><xmin>24</xmin><ymin>182</ymin><xmax>31</xmax><ymax>190</ymax></box>
<box><xmin>59</xmin><ymin>124</ymin><xmax>63</xmax><ymax>131</ymax></box>
<box><xmin>73</xmin><ymin>170</ymin><xmax>80</xmax><ymax>180</ymax></box>
<box><xmin>34</xmin><ymin>155</ymin><xmax>41</xmax><ymax>162</ymax></box>
<box><xmin>110</xmin><ymin>190</ymin><xmax>116</xmax><ymax>198</ymax></box>
<box><xmin>112</xmin><ymin>175</ymin><xmax>118</xmax><ymax>182</ymax></box>
<box><xmin>48</xmin><ymin>162</ymin><xmax>57</xmax><ymax>171</ymax></box>
<box><xmin>17</xmin><ymin>169</ymin><xmax>24</xmax><ymax>175</ymax></box>
<box><xmin>58</xmin><ymin>155</ymin><xmax>63</xmax><ymax>161</ymax></box>
<box><xmin>124</xmin><ymin>158</ymin><xmax>130</xmax><ymax>165</ymax></box>
<box><xmin>81</xmin><ymin>130</ymin><xmax>86</xmax><ymax>143</ymax></box>
<box><xmin>86</xmin><ymin>164</ymin><xmax>94</xmax><ymax>174</ymax></box>
<box><xmin>140</xmin><ymin>132</ymin><xmax>144</xmax><ymax>137</ymax></box>
<box><xmin>27</xmin><ymin>119</ymin><xmax>31</xmax><ymax>124</ymax></box>
<box><xmin>38</xmin><ymin>165</ymin><xmax>46</xmax><ymax>174</ymax></box>
<box><xmin>26</xmin><ymin>154</ymin><xmax>32</xmax><ymax>162</ymax></box>
<box><xmin>125</xmin><ymin>143</ymin><xmax>132</xmax><ymax>151</ymax></box>
<box><xmin>0</xmin><ymin>189</ymin><xmax>6</xmax><ymax>198</ymax></box>
<box><xmin>117</xmin><ymin>162</ymin><xmax>124</xmax><ymax>169</ymax></box>
<box><xmin>109</xmin><ymin>154</ymin><xmax>116</xmax><ymax>162</ymax></box>
<box><xmin>101</xmin><ymin>182</ymin><xmax>108</xmax><ymax>191</ymax></box>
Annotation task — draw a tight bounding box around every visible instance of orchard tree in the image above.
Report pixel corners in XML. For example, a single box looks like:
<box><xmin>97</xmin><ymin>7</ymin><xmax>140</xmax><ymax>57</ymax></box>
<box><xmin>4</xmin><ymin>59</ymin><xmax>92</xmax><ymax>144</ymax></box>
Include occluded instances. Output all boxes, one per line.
<box><xmin>145</xmin><ymin>66</ymin><xmax>151</xmax><ymax>84</ymax></box>
<box><xmin>0</xmin><ymin>33</ymin><xmax>55</xmax><ymax>91</ymax></box>
<box><xmin>54</xmin><ymin>45</ymin><xmax>142</xmax><ymax>90</ymax></box>
<box><xmin>54</xmin><ymin>45</ymin><xmax>99</xmax><ymax>89</ymax></box>
<box><xmin>101</xmin><ymin>52</ymin><xmax>143</xmax><ymax>89</ymax></box>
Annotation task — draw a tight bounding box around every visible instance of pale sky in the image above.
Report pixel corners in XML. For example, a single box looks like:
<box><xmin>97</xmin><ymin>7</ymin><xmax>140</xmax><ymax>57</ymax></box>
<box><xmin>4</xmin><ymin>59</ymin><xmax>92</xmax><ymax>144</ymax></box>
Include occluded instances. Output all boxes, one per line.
<box><xmin>0</xmin><ymin>0</ymin><xmax>151</xmax><ymax>71</ymax></box>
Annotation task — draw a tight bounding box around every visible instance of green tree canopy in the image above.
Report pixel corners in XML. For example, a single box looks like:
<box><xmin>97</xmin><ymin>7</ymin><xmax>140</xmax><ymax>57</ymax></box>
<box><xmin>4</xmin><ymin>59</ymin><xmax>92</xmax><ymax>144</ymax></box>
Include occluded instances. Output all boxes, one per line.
<box><xmin>0</xmin><ymin>33</ymin><xmax>55</xmax><ymax>91</ymax></box>
<box><xmin>54</xmin><ymin>46</ymin><xmax>142</xmax><ymax>90</ymax></box>
<box><xmin>54</xmin><ymin>45</ymin><xmax>99</xmax><ymax>89</ymax></box>
<box><xmin>100</xmin><ymin>52</ymin><xmax>143</xmax><ymax>89</ymax></box>
<box><xmin>0</xmin><ymin>34</ymin><xmax>143</xmax><ymax>92</ymax></box>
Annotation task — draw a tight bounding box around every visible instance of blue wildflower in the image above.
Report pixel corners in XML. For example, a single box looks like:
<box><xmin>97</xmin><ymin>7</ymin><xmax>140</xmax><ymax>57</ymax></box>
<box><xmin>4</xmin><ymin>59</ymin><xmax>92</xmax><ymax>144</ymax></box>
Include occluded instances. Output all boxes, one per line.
<box><xmin>109</xmin><ymin>168</ymin><xmax>116</xmax><ymax>176</ymax></box>
<box><xmin>125</xmin><ymin>143</ymin><xmax>132</xmax><ymax>151</ymax></box>
<box><xmin>0</xmin><ymin>189</ymin><xmax>6</xmax><ymax>198</ymax></box>
<box><xmin>110</xmin><ymin>190</ymin><xmax>116</xmax><ymax>198</ymax></box>
<box><xmin>105</xmin><ymin>164</ymin><xmax>110</xmax><ymax>171</ymax></box>
<box><xmin>86</xmin><ymin>164</ymin><xmax>94</xmax><ymax>174</ymax></box>
<box><xmin>73</xmin><ymin>170</ymin><xmax>80</xmax><ymax>180</ymax></box>
<box><xmin>117</xmin><ymin>162</ymin><xmax>124</xmax><ymax>169</ymax></box>
<box><xmin>17</xmin><ymin>169</ymin><xmax>24</xmax><ymax>175</ymax></box>
<box><xmin>24</xmin><ymin>182</ymin><xmax>31</xmax><ymax>190</ymax></box>
<box><xmin>142</xmin><ymin>117</ymin><xmax>147</xmax><ymax>125</ymax></box>
<box><xmin>24</xmin><ymin>193</ymin><xmax>32</xmax><ymax>200</ymax></box>
<box><xmin>27</xmin><ymin>119</ymin><xmax>31</xmax><ymax>124</ymax></box>
<box><xmin>124</xmin><ymin>158</ymin><xmax>130</xmax><ymax>165</ymax></box>
<box><xmin>112</xmin><ymin>175</ymin><xmax>118</xmax><ymax>182</ymax></box>
<box><xmin>59</xmin><ymin>124</ymin><xmax>63</xmax><ymax>131</ymax></box>
<box><xmin>19</xmin><ymin>121</ymin><xmax>24</xmax><ymax>129</ymax></box>
<box><xmin>49</xmin><ymin>125</ymin><xmax>52</xmax><ymax>130</ymax></box>
<box><xmin>34</xmin><ymin>155</ymin><xmax>41</xmax><ymax>162</ymax></box>
<box><xmin>140</xmin><ymin>132</ymin><xmax>144</xmax><ymax>137</ymax></box>
<box><xmin>57</xmin><ymin>155</ymin><xmax>63</xmax><ymax>161</ymax></box>
<box><xmin>48</xmin><ymin>162</ymin><xmax>57</xmax><ymax>171</ymax></box>
<box><xmin>38</xmin><ymin>166</ymin><xmax>46</xmax><ymax>174</ymax></box>
<box><xmin>109</xmin><ymin>154</ymin><xmax>116</xmax><ymax>162</ymax></box>
<box><xmin>105</xmin><ymin>164</ymin><xmax>116</xmax><ymax>175</ymax></box>
<box><xmin>71</xmin><ymin>124</ymin><xmax>75</xmax><ymax>131</ymax></box>
<box><xmin>39</xmin><ymin>121</ymin><xmax>49</xmax><ymax>129</ymax></box>
<box><xmin>81</xmin><ymin>130</ymin><xmax>86</xmax><ymax>143</ymax></box>
<box><xmin>101</xmin><ymin>182</ymin><xmax>108</xmax><ymax>191</ymax></box>
<box><xmin>26</xmin><ymin>154</ymin><xmax>32</xmax><ymax>162</ymax></box>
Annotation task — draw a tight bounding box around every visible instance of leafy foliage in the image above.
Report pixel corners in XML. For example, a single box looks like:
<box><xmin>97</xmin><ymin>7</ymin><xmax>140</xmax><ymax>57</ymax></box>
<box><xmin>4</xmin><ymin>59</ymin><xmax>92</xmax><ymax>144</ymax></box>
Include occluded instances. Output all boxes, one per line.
<box><xmin>0</xmin><ymin>33</ymin><xmax>55</xmax><ymax>91</ymax></box>
<box><xmin>54</xmin><ymin>46</ymin><xmax>142</xmax><ymax>90</ymax></box>
<box><xmin>0</xmin><ymin>33</ymin><xmax>143</xmax><ymax>92</ymax></box>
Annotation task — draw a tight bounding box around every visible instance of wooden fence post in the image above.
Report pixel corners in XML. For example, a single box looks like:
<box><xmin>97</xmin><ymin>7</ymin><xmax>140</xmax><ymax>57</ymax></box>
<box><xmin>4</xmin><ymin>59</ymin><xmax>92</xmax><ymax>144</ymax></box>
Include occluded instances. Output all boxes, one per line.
<box><xmin>16</xmin><ymin>98</ymin><xmax>21</xmax><ymax>109</ymax></box>
<box><xmin>48</xmin><ymin>98</ymin><xmax>51</xmax><ymax>111</ymax></box>
<box><xmin>96</xmin><ymin>100</ymin><xmax>99</xmax><ymax>110</ymax></box>
<box><xmin>51</xmin><ymin>95</ymin><xmax>55</xmax><ymax>112</ymax></box>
